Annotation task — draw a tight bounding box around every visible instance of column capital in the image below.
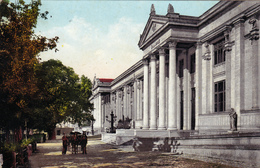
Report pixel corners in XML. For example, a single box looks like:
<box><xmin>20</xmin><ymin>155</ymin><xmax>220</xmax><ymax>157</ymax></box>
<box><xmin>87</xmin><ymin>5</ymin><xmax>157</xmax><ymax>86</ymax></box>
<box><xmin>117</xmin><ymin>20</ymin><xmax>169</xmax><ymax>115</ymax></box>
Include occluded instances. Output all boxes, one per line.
<box><xmin>142</xmin><ymin>58</ymin><xmax>149</xmax><ymax>65</ymax></box>
<box><xmin>195</xmin><ymin>41</ymin><xmax>202</xmax><ymax>49</ymax></box>
<box><xmin>224</xmin><ymin>25</ymin><xmax>232</xmax><ymax>33</ymax></box>
<box><xmin>158</xmin><ymin>48</ymin><xmax>166</xmax><ymax>56</ymax></box>
<box><xmin>169</xmin><ymin>41</ymin><xmax>177</xmax><ymax>49</ymax></box>
<box><xmin>150</xmin><ymin>54</ymin><xmax>157</xmax><ymax>61</ymax></box>
<box><xmin>233</xmin><ymin>17</ymin><xmax>245</xmax><ymax>27</ymax></box>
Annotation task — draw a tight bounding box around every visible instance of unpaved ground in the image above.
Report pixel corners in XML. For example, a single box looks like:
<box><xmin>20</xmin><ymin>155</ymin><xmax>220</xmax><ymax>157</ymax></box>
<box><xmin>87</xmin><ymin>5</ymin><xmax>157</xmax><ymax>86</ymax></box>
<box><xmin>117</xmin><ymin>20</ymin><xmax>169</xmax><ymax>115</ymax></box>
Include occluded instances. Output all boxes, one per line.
<box><xmin>28</xmin><ymin>136</ymin><xmax>242</xmax><ymax>168</ymax></box>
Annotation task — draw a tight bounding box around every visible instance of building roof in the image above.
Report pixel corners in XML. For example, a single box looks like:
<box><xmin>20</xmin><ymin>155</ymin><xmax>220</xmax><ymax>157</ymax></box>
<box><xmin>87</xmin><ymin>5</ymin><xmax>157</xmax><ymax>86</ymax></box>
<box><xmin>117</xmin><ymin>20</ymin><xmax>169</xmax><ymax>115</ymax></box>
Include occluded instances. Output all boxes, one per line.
<box><xmin>99</xmin><ymin>78</ymin><xmax>114</xmax><ymax>83</ymax></box>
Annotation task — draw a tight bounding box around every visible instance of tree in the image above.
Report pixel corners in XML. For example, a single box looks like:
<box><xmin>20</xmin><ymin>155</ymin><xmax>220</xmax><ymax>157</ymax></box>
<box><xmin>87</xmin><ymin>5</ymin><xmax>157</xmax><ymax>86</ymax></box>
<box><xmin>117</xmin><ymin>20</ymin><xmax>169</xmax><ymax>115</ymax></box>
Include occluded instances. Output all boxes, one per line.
<box><xmin>30</xmin><ymin>60</ymin><xmax>93</xmax><ymax>139</ymax></box>
<box><xmin>0</xmin><ymin>0</ymin><xmax>58</xmax><ymax>135</ymax></box>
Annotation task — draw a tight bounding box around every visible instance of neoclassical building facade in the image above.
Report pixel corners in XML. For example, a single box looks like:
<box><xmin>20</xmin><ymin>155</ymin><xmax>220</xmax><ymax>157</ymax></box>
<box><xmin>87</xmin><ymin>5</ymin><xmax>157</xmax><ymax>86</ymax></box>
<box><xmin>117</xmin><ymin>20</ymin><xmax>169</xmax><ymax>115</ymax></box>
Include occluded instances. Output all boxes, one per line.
<box><xmin>90</xmin><ymin>1</ymin><xmax>260</xmax><ymax>136</ymax></box>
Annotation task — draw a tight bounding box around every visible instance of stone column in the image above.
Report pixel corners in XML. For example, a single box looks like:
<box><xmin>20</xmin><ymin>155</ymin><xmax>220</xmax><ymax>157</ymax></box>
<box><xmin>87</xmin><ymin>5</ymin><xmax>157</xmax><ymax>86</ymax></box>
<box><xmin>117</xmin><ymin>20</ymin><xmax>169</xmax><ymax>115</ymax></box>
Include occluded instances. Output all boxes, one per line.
<box><xmin>201</xmin><ymin>42</ymin><xmax>211</xmax><ymax>114</ymax></box>
<box><xmin>168</xmin><ymin>41</ymin><xmax>177</xmax><ymax>130</ymax></box>
<box><xmin>136</xmin><ymin>79</ymin><xmax>140</xmax><ymax>120</ymax></box>
<box><xmin>133</xmin><ymin>82</ymin><xmax>137</xmax><ymax>123</ymax></box>
<box><xmin>224</xmin><ymin>26</ymin><xmax>232</xmax><ymax>111</ymax></box>
<box><xmin>158</xmin><ymin>48</ymin><xmax>166</xmax><ymax>130</ymax></box>
<box><xmin>101</xmin><ymin>99</ymin><xmax>105</xmax><ymax>132</ymax></box>
<box><xmin>249</xmin><ymin>18</ymin><xmax>259</xmax><ymax>109</ymax></box>
<box><xmin>195</xmin><ymin>42</ymin><xmax>202</xmax><ymax>130</ymax></box>
<box><xmin>183</xmin><ymin>50</ymin><xmax>191</xmax><ymax>130</ymax></box>
<box><xmin>150</xmin><ymin>54</ymin><xmax>157</xmax><ymax>130</ymax></box>
<box><xmin>142</xmin><ymin>59</ymin><xmax>149</xmax><ymax>129</ymax></box>
<box><xmin>124</xmin><ymin>86</ymin><xmax>127</xmax><ymax>118</ymax></box>
<box><xmin>234</xmin><ymin>18</ymin><xmax>245</xmax><ymax>129</ymax></box>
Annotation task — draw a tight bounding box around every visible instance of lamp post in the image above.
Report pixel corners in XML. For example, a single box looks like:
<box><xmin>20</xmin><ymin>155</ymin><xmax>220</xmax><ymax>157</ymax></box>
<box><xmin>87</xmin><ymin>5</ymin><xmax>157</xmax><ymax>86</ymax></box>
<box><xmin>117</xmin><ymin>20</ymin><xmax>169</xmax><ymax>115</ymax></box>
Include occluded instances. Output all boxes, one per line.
<box><xmin>106</xmin><ymin>111</ymin><xmax>117</xmax><ymax>133</ymax></box>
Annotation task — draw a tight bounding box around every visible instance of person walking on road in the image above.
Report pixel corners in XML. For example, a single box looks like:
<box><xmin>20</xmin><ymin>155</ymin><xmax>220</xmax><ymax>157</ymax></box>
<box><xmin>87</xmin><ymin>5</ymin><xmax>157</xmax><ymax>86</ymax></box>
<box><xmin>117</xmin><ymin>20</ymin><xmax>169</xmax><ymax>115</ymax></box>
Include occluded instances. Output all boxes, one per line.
<box><xmin>71</xmin><ymin>133</ymin><xmax>78</xmax><ymax>154</ymax></box>
<box><xmin>62</xmin><ymin>133</ymin><xmax>68</xmax><ymax>154</ymax></box>
<box><xmin>81</xmin><ymin>132</ymin><xmax>88</xmax><ymax>154</ymax></box>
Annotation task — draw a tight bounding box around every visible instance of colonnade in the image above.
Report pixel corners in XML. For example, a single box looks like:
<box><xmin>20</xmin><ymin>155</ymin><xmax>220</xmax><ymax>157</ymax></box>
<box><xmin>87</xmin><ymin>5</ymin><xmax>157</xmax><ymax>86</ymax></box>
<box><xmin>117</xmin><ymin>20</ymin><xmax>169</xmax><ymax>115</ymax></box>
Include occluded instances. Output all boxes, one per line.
<box><xmin>143</xmin><ymin>41</ymin><xmax>179</xmax><ymax>130</ymax></box>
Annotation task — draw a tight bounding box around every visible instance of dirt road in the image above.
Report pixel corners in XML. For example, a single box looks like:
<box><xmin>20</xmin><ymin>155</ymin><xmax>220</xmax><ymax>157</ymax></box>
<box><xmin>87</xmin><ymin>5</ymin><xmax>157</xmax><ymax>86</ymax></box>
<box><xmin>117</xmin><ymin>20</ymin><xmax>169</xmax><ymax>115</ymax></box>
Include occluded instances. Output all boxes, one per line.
<box><xmin>28</xmin><ymin>136</ymin><xmax>239</xmax><ymax>168</ymax></box>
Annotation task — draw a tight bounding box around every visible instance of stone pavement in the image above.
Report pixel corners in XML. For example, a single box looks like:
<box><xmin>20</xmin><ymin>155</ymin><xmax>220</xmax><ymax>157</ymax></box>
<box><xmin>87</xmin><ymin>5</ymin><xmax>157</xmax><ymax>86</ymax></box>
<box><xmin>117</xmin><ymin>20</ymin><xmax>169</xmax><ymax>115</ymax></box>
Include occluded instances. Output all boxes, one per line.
<box><xmin>28</xmin><ymin>135</ymin><xmax>242</xmax><ymax>168</ymax></box>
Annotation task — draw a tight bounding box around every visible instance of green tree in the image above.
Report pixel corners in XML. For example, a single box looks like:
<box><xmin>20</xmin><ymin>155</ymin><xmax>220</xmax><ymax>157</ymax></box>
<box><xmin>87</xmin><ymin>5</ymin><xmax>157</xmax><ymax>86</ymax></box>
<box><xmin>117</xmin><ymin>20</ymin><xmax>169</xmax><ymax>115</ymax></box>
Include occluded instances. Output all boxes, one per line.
<box><xmin>30</xmin><ymin>59</ymin><xmax>93</xmax><ymax>139</ymax></box>
<box><xmin>0</xmin><ymin>0</ymin><xmax>58</xmax><ymax>134</ymax></box>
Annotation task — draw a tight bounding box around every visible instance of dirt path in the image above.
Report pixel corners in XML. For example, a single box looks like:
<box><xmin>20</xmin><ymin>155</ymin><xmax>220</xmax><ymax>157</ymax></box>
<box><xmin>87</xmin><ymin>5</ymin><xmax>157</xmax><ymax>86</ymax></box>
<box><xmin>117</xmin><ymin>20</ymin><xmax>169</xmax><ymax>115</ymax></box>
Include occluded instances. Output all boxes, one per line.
<box><xmin>29</xmin><ymin>136</ymin><xmax>239</xmax><ymax>168</ymax></box>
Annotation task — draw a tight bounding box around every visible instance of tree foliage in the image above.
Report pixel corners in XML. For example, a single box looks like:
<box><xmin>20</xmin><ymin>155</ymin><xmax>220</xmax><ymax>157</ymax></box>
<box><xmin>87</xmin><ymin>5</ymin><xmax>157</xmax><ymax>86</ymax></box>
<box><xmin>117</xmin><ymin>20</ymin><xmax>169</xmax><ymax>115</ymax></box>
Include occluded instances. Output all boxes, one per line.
<box><xmin>0</xmin><ymin>0</ymin><xmax>58</xmax><ymax>130</ymax></box>
<box><xmin>29</xmin><ymin>60</ymin><xmax>93</xmax><ymax>136</ymax></box>
<box><xmin>0</xmin><ymin>1</ymin><xmax>93</xmax><ymax>139</ymax></box>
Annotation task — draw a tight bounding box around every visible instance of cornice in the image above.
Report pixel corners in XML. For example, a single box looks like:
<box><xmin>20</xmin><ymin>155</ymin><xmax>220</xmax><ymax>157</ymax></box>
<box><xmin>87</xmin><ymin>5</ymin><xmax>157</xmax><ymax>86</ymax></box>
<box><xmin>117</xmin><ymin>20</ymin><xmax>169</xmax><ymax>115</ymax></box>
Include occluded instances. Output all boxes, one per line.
<box><xmin>110</xmin><ymin>59</ymin><xmax>143</xmax><ymax>86</ymax></box>
<box><xmin>140</xmin><ymin>2</ymin><xmax>260</xmax><ymax>50</ymax></box>
<box><xmin>198</xmin><ymin>1</ymin><xmax>240</xmax><ymax>27</ymax></box>
<box><xmin>139</xmin><ymin>19</ymin><xmax>199</xmax><ymax>50</ymax></box>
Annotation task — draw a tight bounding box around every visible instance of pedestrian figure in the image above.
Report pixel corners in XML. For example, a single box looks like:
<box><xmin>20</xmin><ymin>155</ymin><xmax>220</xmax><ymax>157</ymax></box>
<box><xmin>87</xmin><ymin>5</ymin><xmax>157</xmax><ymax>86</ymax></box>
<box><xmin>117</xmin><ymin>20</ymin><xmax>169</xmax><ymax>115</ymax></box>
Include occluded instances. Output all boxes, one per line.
<box><xmin>62</xmin><ymin>133</ymin><xmax>68</xmax><ymax>154</ymax></box>
<box><xmin>71</xmin><ymin>133</ymin><xmax>78</xmax><ymax>154</ymax></box>
<box><xmin>80</xmin><ymin>132</ymin><xmax>88</xmax><ymax>154</ymax></box>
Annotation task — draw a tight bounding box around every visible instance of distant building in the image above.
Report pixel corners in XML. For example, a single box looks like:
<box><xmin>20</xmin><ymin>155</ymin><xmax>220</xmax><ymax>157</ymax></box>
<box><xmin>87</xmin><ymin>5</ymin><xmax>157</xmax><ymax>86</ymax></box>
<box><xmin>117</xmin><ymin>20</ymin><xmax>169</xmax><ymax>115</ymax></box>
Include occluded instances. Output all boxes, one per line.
<box><xmin>91</xmin><ymin>76</ymin><xmax>114</xmax><ymax>133</ymax></box>
<box><xmin>90</xmin><ymin>1</ymin><xmax>260</xmax><ymax>165</ymax></box>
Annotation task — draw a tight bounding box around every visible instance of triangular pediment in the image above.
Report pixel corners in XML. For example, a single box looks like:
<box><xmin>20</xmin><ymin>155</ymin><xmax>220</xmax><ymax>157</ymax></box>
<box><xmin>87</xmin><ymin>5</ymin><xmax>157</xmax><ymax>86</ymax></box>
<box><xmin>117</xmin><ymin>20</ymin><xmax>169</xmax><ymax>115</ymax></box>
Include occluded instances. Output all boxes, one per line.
<box><xmin>138</xmin><ymin>16</ymin><xmax>168</xmax><ymax>49</ymax></box>
<box><xmin>146</xmin><ymin>22</ymin><xmax>164</xmax><ymax>41</ymax></box>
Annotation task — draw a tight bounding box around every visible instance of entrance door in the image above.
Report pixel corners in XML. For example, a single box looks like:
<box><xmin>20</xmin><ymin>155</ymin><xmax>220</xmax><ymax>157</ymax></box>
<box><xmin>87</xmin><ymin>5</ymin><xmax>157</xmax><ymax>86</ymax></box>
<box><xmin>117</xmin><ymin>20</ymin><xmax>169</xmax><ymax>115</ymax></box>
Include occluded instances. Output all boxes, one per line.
<box><xmin>191</xmin><ymin>88</ymin><xmax>196</xmax><ymax>130</ymax></box>
<box><xmin>180</xmin><ymin>91</ymin><xmax>184</xmax><ymax>130</ymax></box>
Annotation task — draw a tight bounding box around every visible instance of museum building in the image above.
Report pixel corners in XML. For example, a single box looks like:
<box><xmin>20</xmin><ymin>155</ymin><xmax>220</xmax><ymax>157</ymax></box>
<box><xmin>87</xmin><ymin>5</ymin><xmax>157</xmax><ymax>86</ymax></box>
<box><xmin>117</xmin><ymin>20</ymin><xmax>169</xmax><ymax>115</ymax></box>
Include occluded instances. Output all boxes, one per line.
<box><xmin>90</xmin><ymin>1</ymin><xmax>260</xmax><ymax>165</ymax></box>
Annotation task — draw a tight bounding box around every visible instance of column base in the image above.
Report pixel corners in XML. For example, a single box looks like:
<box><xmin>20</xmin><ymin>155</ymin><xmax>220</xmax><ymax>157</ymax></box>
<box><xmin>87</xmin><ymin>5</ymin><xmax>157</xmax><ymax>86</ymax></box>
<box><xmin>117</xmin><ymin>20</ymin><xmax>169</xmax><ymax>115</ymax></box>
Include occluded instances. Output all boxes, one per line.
<box><xmin>149</xmin><ymin>127</ymin><xmax>157</xmax><ymax>130</ymax></box>
<box><xmin>158</xmin><ymin>127</ymin><xmax>166</xmax><ymax>130</ymax></box>
<box><xmin>142</xmin><ymin>126</ymin><xmax>149</xmax><ymax>130</ymax></box>
<box><xmin>167</xmin><ymin>127</ymin><xmax>177</xmax><ymax>131</ymax></box>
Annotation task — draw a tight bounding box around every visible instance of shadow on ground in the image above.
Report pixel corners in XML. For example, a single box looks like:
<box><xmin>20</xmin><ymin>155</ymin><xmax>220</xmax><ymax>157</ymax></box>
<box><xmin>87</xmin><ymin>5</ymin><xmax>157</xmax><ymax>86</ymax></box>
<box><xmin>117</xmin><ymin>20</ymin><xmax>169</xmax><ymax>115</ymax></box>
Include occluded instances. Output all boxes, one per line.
<box><xmin>29</xmin><ymin>136</ymin><xmax>239</xmax><ymax>168</ymax></box>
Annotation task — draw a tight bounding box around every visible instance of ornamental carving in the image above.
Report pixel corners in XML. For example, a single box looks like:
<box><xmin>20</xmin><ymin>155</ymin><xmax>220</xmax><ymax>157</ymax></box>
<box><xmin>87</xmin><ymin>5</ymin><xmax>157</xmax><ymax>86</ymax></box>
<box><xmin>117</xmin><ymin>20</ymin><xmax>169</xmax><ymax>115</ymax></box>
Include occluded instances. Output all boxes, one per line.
<box><xmin>249</xmin><ymin>18</ymin><xmax>259</xmax><ymax>41</ymax></box>
<box><xmin>137</xmin><ymin>81</ymin><xmax>141</xmax><ymax>90</ymax></box>
<box><xmin>202</xmin><ymin>42</ymin><xmax>211</xmax><ymax>60</ymax></box>
<box><xmin>249</xmin><ymin>18</ymin><xmax>258</xmax><ymax>30</ymax></box>
<box><xmin>224</xmin><ymin>26</ymin><xmax>232</xmax><ymax>52</ymax></box>
<box><xmin>150</xmin><ymin>4</ymin><xmax>156</xmax><ymax>15</ymax></box>
<box><xmin>127</xmin><ymin>87</ymin><xmax>130</xmax><ymax>94</ymax></box>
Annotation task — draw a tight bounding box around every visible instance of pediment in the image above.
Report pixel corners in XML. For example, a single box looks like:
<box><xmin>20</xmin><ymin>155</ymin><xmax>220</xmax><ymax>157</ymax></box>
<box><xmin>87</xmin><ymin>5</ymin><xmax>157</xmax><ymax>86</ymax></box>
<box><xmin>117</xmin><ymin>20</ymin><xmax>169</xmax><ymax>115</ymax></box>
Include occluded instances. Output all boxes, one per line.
<box><xmin>138</xmin><ymin>16</ymin><xmax>168</xmax><ymax>49</ymax></box>
<box><xmin>146</xmin><ymin>22</ymin><xmax>164</xmax><ymax>41</ymax></box>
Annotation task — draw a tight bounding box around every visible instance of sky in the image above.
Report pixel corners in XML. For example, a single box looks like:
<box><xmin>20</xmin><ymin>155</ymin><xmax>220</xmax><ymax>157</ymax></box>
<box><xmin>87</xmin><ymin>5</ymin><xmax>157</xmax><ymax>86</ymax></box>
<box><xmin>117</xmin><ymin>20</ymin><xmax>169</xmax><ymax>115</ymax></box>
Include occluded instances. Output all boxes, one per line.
<box><xmin>33</xmin><ymin>1</ymin><xmax>219</xmax><ymax>81</ymax></box>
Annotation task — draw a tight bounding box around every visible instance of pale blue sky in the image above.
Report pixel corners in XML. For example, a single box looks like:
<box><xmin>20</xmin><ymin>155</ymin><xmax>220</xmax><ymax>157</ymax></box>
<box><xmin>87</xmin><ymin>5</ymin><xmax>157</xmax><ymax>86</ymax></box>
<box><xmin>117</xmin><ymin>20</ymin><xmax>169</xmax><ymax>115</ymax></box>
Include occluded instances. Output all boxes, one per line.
<box><xmin>33</xmin><ymin>1</ymin><xmax>218</xmax><ymax>80</ymax></box>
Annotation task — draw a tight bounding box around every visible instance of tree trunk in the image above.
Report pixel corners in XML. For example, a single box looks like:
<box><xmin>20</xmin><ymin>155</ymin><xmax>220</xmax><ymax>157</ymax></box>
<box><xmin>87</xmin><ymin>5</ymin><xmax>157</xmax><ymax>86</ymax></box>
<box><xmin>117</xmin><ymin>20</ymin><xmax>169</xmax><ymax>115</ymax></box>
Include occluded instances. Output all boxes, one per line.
<box><xmin>48</xmin><ymin>127</ymin><xmax>56</xmax><ymax>140</ymax></box>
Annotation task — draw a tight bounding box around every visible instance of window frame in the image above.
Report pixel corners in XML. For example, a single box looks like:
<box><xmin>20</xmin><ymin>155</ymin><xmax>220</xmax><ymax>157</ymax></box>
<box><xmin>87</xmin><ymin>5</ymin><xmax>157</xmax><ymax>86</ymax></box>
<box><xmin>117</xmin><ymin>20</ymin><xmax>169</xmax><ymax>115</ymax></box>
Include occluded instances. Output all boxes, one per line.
<box><xmin>190</xmin><ymin>53</ymin><xmax>196</xmax><ymax>74</ymax></box>
<box><xmin>214</xmin><ymin>80</ymin><xmax>226</xmax><ymax>112</ymax></box>
<box><xmin>179</xmin><ymin>59</ymin><xmax>184</xmax><ymax>78</ymax></box>
<box><xmin>214</xmin><ymin>39</ymin><xmax>226</xmax><ymax>65</ymax></box>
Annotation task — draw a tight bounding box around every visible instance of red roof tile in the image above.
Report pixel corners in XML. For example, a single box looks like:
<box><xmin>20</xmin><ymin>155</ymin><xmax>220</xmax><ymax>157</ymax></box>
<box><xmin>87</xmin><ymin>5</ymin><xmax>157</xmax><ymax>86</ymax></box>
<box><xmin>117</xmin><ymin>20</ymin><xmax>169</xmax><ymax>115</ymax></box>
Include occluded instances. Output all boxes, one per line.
<box><xmin>99</xmin><ymin>78</ymin><xmax>114</xmax><ymax>83</ymax></box>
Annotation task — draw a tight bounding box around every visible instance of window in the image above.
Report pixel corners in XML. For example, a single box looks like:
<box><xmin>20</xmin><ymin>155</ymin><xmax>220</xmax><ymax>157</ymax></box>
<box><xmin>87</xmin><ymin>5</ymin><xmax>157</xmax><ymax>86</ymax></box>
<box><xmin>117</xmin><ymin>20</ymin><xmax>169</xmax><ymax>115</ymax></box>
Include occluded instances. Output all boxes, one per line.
<box><xmin>214</xmin><ymin>39</ymin><xmax>225</xmax><ymax>65</ymax></box>
<box><xmin>191</xmin><ymin>88</ymin><xmax>195</xmax><ymax>130</ymax></box>
<box><xmin>179</xmin><ymin>59</ymin><xmax>184</xmax><ymax>78</ymax></box>
<box><xmin>102</xmin><ymin>93</ymin><xmax>110</xmax><ymax>104</ymax></box>
<box><xmin>180</xmin><ymin>91</ymin><xmax>184</xmax><ymax>130</ymax></box>
<box><xmin>214</xmin><ymin>80</ymin><xmax>226</xmax><ymax>112</ymax></box>
<box><xmin>190</xmin><ymin>53</ymin><xmax>196</xmax><ymax>73</ymax></box>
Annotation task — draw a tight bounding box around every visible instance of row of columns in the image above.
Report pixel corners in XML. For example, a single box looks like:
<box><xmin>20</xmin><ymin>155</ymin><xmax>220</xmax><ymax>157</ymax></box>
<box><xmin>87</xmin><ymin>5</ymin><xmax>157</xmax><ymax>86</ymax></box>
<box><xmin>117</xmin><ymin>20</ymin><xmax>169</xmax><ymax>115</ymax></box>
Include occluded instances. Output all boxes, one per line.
<box><xmin>112</xmin><ymin>79</ymin><xmax>144</xmax><ymax>124</ymax></box>
<box><xmin>143</xmin><ymin>41</ymin><xmax>178</xmax><ymax>130</ymax></box>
